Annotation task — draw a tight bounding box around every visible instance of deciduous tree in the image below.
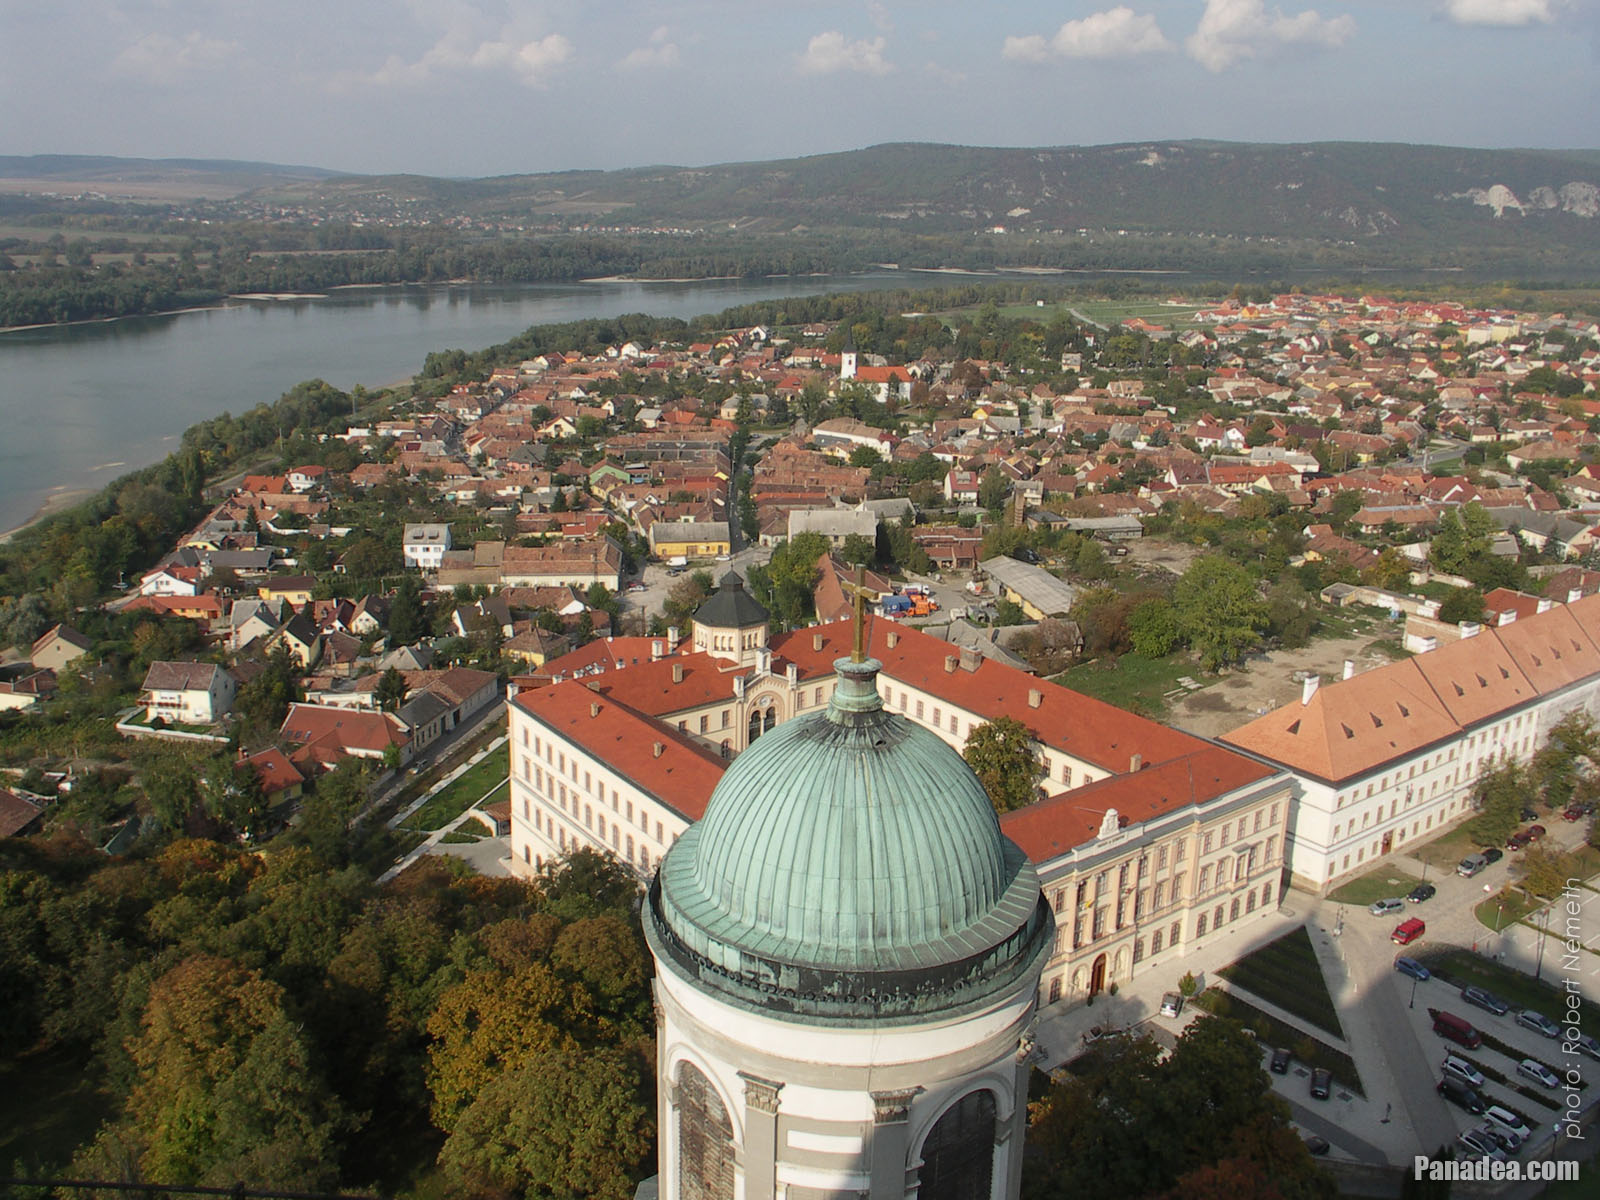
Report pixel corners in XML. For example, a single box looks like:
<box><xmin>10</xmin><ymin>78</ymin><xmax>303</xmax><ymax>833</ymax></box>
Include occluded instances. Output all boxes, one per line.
<box><xmin>963</xmin><ymin>716</ymin><xmax>1041</xmax><ymax>814</ymax></box>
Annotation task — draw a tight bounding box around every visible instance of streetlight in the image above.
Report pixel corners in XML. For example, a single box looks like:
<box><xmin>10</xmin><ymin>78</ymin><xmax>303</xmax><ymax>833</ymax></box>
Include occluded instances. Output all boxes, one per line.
<box><xmin>1409</xmin><ymin>973</ymin><xmax>1419</xmax><ymax>1009</ymax></box>
<box><xmin>1535</xmin><ymin>902</ymin><xmax>1549</xmax><ymax>982</ymax></box>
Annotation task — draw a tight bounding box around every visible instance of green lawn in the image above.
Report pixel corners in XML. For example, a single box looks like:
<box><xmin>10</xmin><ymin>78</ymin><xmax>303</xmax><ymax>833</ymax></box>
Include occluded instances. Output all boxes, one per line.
<box><xmin>1326</xmin><ymin>867</ymin><xmax>1424</xmax><ymax>907</ymax></box>
<box><xmin>1474</xmin><ymin>888</ymin><xmax>1543</xmax><ymax>932</ymax></box>
<box><xmin>1055</xmin><ymin>652</ymin><xmax>1210</xmax><ymax>718</ymax></box>
<box><xmin>1418</xmin><ymin>949</ymin><xmax>1600</xmax><ymax>1039</ymax></box>
<box><xmin>1216</xmin><ymin>926</ymin><xmax>1344</xmax><ymax>1039</ymax></box>
<box><xmin>403</xmin><ymin>753</ymin><xmax>508</xmax><ymax>832</ymax></box>
<box><xmin>1412</xmin><ymin>824</ymin><xmax>1486</xmax><ymax>872</ymax></box>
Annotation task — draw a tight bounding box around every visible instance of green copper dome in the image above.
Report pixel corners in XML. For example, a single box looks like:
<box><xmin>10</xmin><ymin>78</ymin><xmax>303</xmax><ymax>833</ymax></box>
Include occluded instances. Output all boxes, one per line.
<box><xmin>647</xmin><ymin>656</ymin><xmax>1052</xmax><ymax>1023</ymax></box>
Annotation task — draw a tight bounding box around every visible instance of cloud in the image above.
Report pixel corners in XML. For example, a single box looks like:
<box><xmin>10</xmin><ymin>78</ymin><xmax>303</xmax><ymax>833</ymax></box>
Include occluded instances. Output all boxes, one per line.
<box><xmin>1186</xmin><ymin>0</ymin><xmax>1355</xmax><ymax>71</ymax></box>
<box><xmin>364</xmin><ymin>24</ymin><xmax>576</xmax><ymax>88</ymax></box>
<box><xmin>798</xmin><ymin>31</ymin><xmax>893</xmax><ymax>76</ymax></box>
<box><xmin>1443</xmin><ymin>0</ymin><xmax>1557</xmax><ymax>25</ymax></box>
<box><xmin>1002</xmin><ymin>7</ymin><xmax>1173</xmax><ymax>63</ymax></box>
<box><xmin>618</xmin><ymin>26</ymin><xmax>680</xmax><ymax>70</ymax></box>
<box><xmin>113</xmin><ymin>32</ymin><xmax>240</xmax><ymax>86</ymax></box>
<box><xmin>867</xmin><ymin>2</ymin><xmax>894</xmax><ymax>34</ymax></box>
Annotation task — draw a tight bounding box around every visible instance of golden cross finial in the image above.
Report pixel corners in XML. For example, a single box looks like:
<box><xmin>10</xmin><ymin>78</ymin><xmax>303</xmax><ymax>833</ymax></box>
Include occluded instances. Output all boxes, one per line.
<box><xmin>843</xmin><ymin>564</ymin><xmax>872</xmax><ymax>663</ymax></box>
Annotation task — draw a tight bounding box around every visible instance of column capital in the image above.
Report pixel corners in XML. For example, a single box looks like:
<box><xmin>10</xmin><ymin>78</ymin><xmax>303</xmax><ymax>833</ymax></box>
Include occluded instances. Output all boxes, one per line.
<box><xmin>739</xmin><ymin>1071</ymin><xmax>784</xmax><ymax>1115</ymax></box>
<box><xmin>871</xmin><ymin>1087</ymin><xmax>922</xmax><ymax>1125</ymax></box>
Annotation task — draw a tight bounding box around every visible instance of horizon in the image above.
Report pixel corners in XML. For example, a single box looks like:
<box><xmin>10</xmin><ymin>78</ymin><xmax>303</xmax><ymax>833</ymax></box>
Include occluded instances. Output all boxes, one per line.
<box><xmin>3</xmin><ymin>2</ymin><xmax>1597</xmax><ymax>177</ymax></box>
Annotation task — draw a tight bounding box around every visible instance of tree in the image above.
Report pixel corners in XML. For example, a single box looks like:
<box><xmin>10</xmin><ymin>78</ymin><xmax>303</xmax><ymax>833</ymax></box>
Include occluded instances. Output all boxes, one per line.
<box><xmin>375</xmin><ymin>665</ymin><xmax>409</xmax><ymax>713</ymax></box>
<box><xmin>1365</xmin><ymin>548</ymin><xmax>1412</xmax><ymax>592</ymax></box>
<box><xmin>1437</xmin><ymin>586</ymin><xmax>1484</xmax><ymax>626</ymax></box>
<box><xmin>1173</xmin><ymin>555</ymin><xmax>1267</xmax><ymax>671</ymax></box>
<box><xmin>202</xmin><ymin>758</ymin><xmax>270</xmax><ymax>840</ymax></box>
<box><xmin>839</xmin><ymin>532</ymin><xmax>875</xmax><ymax>566</ymax></box>
<box><xmin>847</xmin><ymin>444</ymin><xmax>882</xmax><ymax>469</ymax></box>
<box><xmin>388</xmin><ymin>574</ymin><xmax>426</xmax><ymax>645</ymax></box>
<box><xmin>963</xmin><ymin>716</ymin><xmax>1041</xmax><ymax>814</ymax></box>
<box><xmin>437</xmin><ymin>1043</ymin><xmax>653</xmax><ymax>1200</ymax></box>
<box><xmin>1466</xmin><ymin>761</ymin><xmax>1526</xmax><ymax>848</ymax></box>
<box><xmin>1128</xmin><ymin>598</ymin><xmax>1180</xmax><ymax>658</ymax></box>
<box><xmin>1264</xmin><ymin>580</ymin><xmax>1318</xmax><ymax>649</ymax></box>
<box><xmin>123</xmin><ymin>955</ymin><xmax>343</xmax><ymax>1189</ymax></box>
<box><xmin>978</xmin><ymin>466</ymin><xmax>1009</xmax><ymax>510</ymax></box>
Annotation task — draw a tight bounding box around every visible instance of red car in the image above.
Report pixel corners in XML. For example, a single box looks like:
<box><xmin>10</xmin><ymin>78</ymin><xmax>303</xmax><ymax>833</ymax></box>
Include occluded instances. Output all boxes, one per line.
<box><xmin>1392</xmin><ymin>917</ymin><xmax>1426</xmax><ymax>945</ymax></box>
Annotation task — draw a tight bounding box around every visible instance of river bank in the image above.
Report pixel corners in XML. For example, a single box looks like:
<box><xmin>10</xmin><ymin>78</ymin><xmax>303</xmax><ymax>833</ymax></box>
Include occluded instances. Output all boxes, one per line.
<box><xmin>0</xmin><ymin>487</ymin><xmax>96</xmax><ymax>544</ymax></box>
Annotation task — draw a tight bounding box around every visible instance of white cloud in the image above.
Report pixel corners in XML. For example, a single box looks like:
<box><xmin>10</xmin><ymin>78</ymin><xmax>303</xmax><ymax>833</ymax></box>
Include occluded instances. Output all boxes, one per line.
<box><xmin>798</xmin><ymin>31</ymin><xmax>893</xmax><ymax>76</ymax></box>
<box><xmin>113</xmin><ymin>32</ymin><xmax>240</xmax><ymax>86</ymax></box>
<box><xmin>1186</xmin><ymin>0</ymin><xmax>1355</xmax><ymax>72</ymax></box>
<box><xmin>618</xmin><ymin>26</ymin><xmax>680</xmax><ymax>71</ymax></box>
<box><xmin>1443</xmin><ymin>0</ymin><xmax>1557</xmax><ymax>26</ymax></box>
<box><xmin>364</xmin><ymin>20</ymin><xmax>576</xmax><ymax>87</ymax></box>
<box><xmin>867</xmin><ymin>2</ymin><xmax>894</xmax><ymax>34</ymax></box>
<box><xmin>1002</xmin><ymin>7</ymin><xmax>1173</xmax><ymax>63</ymax></box>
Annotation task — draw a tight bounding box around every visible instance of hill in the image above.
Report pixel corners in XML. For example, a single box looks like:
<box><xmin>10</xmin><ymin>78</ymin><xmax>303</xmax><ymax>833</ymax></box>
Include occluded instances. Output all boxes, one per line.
<box><xmin>253</xmin><ymin>140</ymin><xmax>1600</xmax><ymax>252</ymax></box>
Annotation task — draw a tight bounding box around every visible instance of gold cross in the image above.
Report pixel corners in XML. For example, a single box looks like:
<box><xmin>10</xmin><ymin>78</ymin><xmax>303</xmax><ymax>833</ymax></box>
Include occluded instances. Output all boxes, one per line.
<box><xmin>842</xmin><ymin>564</ymin><xmax>874</xmax><ymax>663</ymax></box>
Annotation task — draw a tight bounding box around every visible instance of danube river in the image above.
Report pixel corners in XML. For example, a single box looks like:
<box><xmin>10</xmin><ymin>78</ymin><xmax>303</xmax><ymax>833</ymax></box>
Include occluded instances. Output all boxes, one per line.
<box><xmin>0</xmin><ymin>273</ymin><xmax>918</xmax><ymax>534</ymax></box>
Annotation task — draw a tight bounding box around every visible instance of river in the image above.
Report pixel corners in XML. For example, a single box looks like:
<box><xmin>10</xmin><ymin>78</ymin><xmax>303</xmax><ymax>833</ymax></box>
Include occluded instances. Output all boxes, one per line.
<box><xmin>0</xmin><ymin>273</ymin><xmax>918</xmax><ymax>535</ymax></box>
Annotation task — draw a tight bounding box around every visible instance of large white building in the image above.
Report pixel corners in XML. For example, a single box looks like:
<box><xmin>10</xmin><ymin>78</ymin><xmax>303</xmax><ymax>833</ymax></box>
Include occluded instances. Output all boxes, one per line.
<box><xmin>507</xmin><ymin>576</ymin><xmax>1292</xmax><ymax>1011</ymax></box>
<box><xmin>1224</xmin><ymin>593</ymin><xmax>1600</xmax><ymax>891</ymax></box>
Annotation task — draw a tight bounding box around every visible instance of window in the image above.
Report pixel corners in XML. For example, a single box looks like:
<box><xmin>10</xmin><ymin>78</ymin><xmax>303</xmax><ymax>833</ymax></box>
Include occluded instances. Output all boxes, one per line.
<box><xmin>1230</xmin><ymin>898</ymin><xmax>1241</xmax><ymax>922</ymax></box>
<box><xmin>1262</xmin><ymin>881</ymin><xmax>1274</xmax><ymax>908</ymax></box>
<box><xmin>1153</xmin><ymin>881</ymin><xmax>1166</xmax><ymax>909</ymax></box>
<box><xmin>677</xmin><ymin>1062</ymin><xmax>734</xmax><ymax>1200</ymax></box>
<box><xmin>699</xmin><ymin>715</ymin><xmax>708</xmax><ymax>734</ymax></box>
<box><xmin>918</xmin><ymin>1091</ymin><xmax>996</xmax><ymax>1200</ymax></box>
<box><xmin>1197</xmin><ymin>914</ymin><xmax>1208</xmax><ymax>937</ymax></box>
<box><xmin>1199</xmin><ymin>865</ymin><xmax>1211</xmax><ymax>892</ymax></box>
<box><xmin>1170</xmin><ymin>920</ymin><xmax>1180</xmax><ymax>946</ymax></box>
<box><xmin>1252</xmin><ymin>810</ymin><xmax>1262</xmax><ymax>833</ymax></box>
<box><xmin>1202</xmin><ymin>833</ymin><xmax>1213</xmax><ymax>854</ymax></box>
<box><xmin>933</xmin><ymin>706</ymin><xmax>942</xmax><ymax>726</ymax></box>
<box><xmin>1157</xmin><ymin>845</ymin><xmax>1168</xmax><ymax>870</ymax></box>
<box><xmin>1151</xmin><ymin>929</ymin><xmax>1164</xmax><ymax>954</ymax></box>
<box><xmin>1214</xmin><ymin>903</ymin><xmax>1225</xmax><ymax>928</ymax></box>
<box><xmin>1220</xmin><ymin>826</ymin><xmax>1230</xmax><ymax>848</ymax></box>
<box><xmin>1132</xmin><ymin>938</ymin><xmax>1145</xmax><ymax>964</ymax></box>
<box><xmin>949</xmin><ymin>714</ymin><xmax>958</xmax><ymax>734</ymax></box>
<box><xmin>1174</xmin><ymin>838</ymin><xmax>1186</xmax><ymax>862</ymax></box>
<box><xmin>916</xmin><ymin>701</ymin><xmax>924</xmax><ymax>719</ymax></box>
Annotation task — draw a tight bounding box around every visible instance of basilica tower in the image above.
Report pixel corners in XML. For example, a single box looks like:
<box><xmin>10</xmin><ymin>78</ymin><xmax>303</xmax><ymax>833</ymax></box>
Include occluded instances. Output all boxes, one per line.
<box><xmin>643</xmin><ymin>635</ymin><xmax>1054</xmax><ymax>1199</ymax></box>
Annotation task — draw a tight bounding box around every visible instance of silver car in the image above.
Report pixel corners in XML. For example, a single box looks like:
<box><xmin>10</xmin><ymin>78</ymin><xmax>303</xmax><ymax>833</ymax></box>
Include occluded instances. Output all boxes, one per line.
<box><xmin>1457</xmin><ymin>1129</ymin><xmax>1507</xmax><ymax>1163</ymax></box>
<box><xmin>1517</xmin><ymin>1059</ymin><xmax>1559</xmax><ymax>1089</ymax></box>
<box><xmin>1442</xmin><ymin>1055</ymin><xmax>1485</xmax><ymax>1088</ymax></box>
<box><xmin>1369</xmin><ymin>897</ymin><xmax>1405</xmax><ymax>916</ymax></box>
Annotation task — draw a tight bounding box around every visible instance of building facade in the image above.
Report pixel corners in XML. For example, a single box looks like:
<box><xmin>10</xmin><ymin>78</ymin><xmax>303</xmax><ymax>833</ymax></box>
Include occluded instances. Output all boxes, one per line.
<box><xmin>1224</xmin><ymin>594</ymin><xmax>1600</xmax><ymax>891</ymax></box>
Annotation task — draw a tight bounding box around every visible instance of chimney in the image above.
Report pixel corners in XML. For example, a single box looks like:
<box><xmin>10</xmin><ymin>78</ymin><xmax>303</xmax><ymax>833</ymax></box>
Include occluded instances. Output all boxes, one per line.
<box><xmin>960</xmin><ymin>645</ymin><xmax>982</xmax><ymax>672</ymax></box>
<box><xmin>1129</xmin><ymin>753</ymin><xmax>1142</xmax><ymax>772</ymax></box>
<box><xmin>672</xmin><ymin>663</ymin><xmax>684</xmax><ymax>683</ymax></box>
<box><xmin>651</xmin><ymin>639</ymin><xmax>664</xmax><ymax>660</ymax></box>
<box><xmin>1459</xmin><ymin>620</ymin><xmax>1481</xmax><ymax>639</ymax></box>
<box><xmin>1028</xmin><ymin>688</ymin><xmax>1043</xmax><ymax>708</ymax></box>
<box><xmin>1343</xmin><ymin>659</ymin><xmax>1355</xmax><ymax>680</ymax></box>
<box><xmin>733</xmin><ymin>674</ymin><xmax>747</xmax><ymax>699</ymax></box>
<box><xmin>667</xmin><ymin>625</ymin><xmax>681</xmax><ymax>651</ymax></box>
<box><xmin>1569</xmin><ymin>588</ymin><xmax>1584</xmax><ymax>604</ymax></box>
<box><xmin>786</xmin><ymin>663</ymin><xmax>797</xmax><ymax>686</ymax></box>
<box><xmin>813</xmin><ymin>633</ymin><xmax>824</xmax><ymax>651</ymax></box>
<box><xmin>653</xmin><ymin>742</ymin><xmax>664</xmax><ymax>758</ymax></box>
<box><xmin>1301</xmin><ymin>675</ymin><xmax>1320</xmax><ymax>705</ymax></box>
<box><xmin>1496</xmin><ymin>610</ymin><xmax>1516</xmax><ymax>626</ymax></box>
<box><xmin>590</xmin><ymin>702</ymin><xmax>600</xmax><ymax>717</ymax></box>
<box><xmin>1536</xmin><ymin>598</ymin><xmax>1553</xmax><ymax>613</ymax></box>
<box><xmin>886</xmin><ymin>630</ymin><xmax>899</xmax><ymax>649</ymax></box>
<box><xmin>944</xmin><ymin>655</ymin><xmax>959</xmax><ymax>673</ymax></box>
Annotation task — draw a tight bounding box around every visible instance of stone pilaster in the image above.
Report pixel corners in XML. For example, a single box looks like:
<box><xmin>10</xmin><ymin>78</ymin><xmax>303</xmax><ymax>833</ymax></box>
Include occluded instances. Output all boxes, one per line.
<box><xmin>738</xmin><ymin>1072</ymin><xmax>784</xmax><ymax>1200</ymax></box>
<box><xmin>871</xmin><ymin>1088</ymin><xmax>921</xmax><ymax>1198</ymax></box>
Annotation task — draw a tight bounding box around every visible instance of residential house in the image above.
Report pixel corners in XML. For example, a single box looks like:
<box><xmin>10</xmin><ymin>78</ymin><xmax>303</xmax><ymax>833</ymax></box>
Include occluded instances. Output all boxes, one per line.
<box><xmin>403</xmin><ymin>523</ymin><xmax>453</xmax><ymax>570</ymax></box>
<box><xmin>30</xmin><ymin>624</ymin><xmax>92</xmax><ymax>673</ymax></box>
<box><xmin>140</xmin><ymin>661</ymin><xmax>237</xmax><ymax>725</ymax></box>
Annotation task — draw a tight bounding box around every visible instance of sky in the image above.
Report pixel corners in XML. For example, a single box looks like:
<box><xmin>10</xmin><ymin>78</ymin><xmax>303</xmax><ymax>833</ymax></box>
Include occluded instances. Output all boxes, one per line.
<box><xmin>2</xmin><ymin>1</ymin><xmax>1597</xmax><ymax>178</ymax></box>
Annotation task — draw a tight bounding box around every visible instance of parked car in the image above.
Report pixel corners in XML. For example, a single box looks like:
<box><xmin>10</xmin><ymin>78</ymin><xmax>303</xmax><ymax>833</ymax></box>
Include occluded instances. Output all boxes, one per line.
<box><xmin>1483</xmin><ymin>1105</ymin><xmax>1531</xmax><ymax>1142</ymax></box>
<box><xmin>1437</xmin><ymin>1076</ymin><xmax>1486</xmax><ymax>1114</ymax></box>
<box><xmin>1270</xmin><ymin>1047</ymin><xmax>1292</xmax><ymax>1075</ymax></box>
<box><xmin>1563</xmin><ymin>804</ymin><xmax>1590</xmax><ymax>821</ymax></box>
<box><xmin>1456</xmin><ymin>1129</ymin><xmax>1506</xmax><ymax>1162</ymax></box>
<box><xmin>1460</xmin><ymin>986</ymin><xmax>1509</xmax><ymax>1016</ymax></box>
<box><xmin>1011</xmin><ymin>547</ymin><xmax>1040</xmax><ymax>564</ymax></box>
<box><xmin>1515</xmin><ymin>1010</ymin><xmax>1560</xmax><ymax>1038</ymax></box>
<box><xmin>1302</xmin><ymin>1134</ymin><xmax>1330</xmax><ymax>1156</ymax></box>
<box><xmin>1392</xmin><ymin>917</ymin><xmax>1425</xmax><ymax>945</ymax></box>
<box><xmin>1442</xmin><ymin>1055</ymin><xmax>1485</xmax><ymax>1088</ymax></box>
<box><xmin>1507</xmin><ymin>830</ymin><xmax>1533</xmax><ymax>851</ymax></box>
<box><xmin>1476</xmin><ymin>1123</ymin><xmax>1523</xmax><ymax>1155</ymax></box>
<box><xmin>1457</xmin><ymin>853</ymin><xmax>1488</xmax><ymax>877</ymax></box>
<box><xmin>1574</xmin><ymin>1033</ymin><xmax>1600</xmax><ymax>1061</ymax></box>
<box><xmin>1520</xmin><ymin>806</ymin><xmax>1539</xmax><ymax>822</ymax></box>
<box><xmin>1527</xmin><ymin>823</ymin><xmax>1547</xmax><ymax>841</ymax></box>
<box><xmin>1407</xmin><ymin>882</ymin><xmax>1437</xmax><ymax>903</ymax></box>
<box><xmin>1517</xmin><ymin>1059</ymin><xmax>1560</xmax><ymax>1088</ymax></box>
<box><xmin>626</xmin><ymin>582</ymin><xmax>646</xmax><ymax>593</ymax></box>
<box><xmin>1160</xmin><ymin>992</ymin><xmax>1184</xmax><ymax>1018</ymax></box>
<box><xmin>1309</xmin><ymin>1068</ymin><xmax>1332</xmax><ymax>1100</ymax></box>
<box><xmin>1394</xmin><ymin>955</ymin><xmax>1430</xmax><ymax>981</ymax></box>
<box><xmin>1370</xmin><ymin>897</ymin><xmax>1405</xmax><ymax>916</ymax></box>
<box><xmin>1481</xmin><ymin>848</ymin><xmax>1503</xmax><ymax>865</ymax></box>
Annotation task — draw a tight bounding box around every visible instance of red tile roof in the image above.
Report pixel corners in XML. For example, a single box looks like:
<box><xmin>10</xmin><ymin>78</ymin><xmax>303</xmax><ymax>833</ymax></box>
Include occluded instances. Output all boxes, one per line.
<box><xmin>511</xmin><ymin>682</ymin><xmax>726</xmax><ymax>821</ymax></box>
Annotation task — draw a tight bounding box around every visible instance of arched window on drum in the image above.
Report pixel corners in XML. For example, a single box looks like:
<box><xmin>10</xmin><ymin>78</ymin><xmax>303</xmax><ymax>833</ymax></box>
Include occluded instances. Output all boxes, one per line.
<box><xmin>918</xmin><ymin>1089</ymin><xmax>997</xmax><ymax>1200</ymax></box>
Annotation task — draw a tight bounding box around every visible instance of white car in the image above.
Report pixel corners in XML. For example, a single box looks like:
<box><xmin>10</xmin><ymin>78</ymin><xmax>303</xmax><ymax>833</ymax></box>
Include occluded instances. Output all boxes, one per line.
<box><xmin>1483</xmin><ymin>1105</ymin><xmax>1532</xmax><ymax>1143</ymax></box>
<box><xmin>1516</xmin><ymin>1059</ymin><xmax>1559</xmax><ymax>1089</ymax></box>
<box><xmin>1160</xmin><ymin>992</ymin><xmax>1184</xmax><ymax>1018</ymax></box>
<box><xmin>1442</xmin><ymin>1055</ymin><xmax>1485</xmax><ymax>1089</ymax></box>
